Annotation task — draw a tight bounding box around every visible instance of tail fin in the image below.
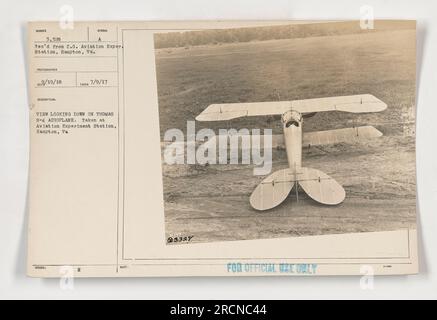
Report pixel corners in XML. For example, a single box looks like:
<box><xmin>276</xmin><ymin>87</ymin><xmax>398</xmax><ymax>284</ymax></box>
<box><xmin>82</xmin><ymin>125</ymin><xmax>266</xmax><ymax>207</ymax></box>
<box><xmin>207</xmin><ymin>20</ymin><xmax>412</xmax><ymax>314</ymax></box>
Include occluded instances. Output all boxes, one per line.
<box><xmin>250</xmin><ymin>167</ymin><xmax>345</xmax><ymax>210</ymax></box>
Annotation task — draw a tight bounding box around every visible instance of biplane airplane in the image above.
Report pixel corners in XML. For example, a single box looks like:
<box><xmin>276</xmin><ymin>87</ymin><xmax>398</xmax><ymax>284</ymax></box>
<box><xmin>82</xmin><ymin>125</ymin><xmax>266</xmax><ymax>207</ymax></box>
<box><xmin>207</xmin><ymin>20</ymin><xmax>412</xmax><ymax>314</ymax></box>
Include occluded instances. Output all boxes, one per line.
<box><xmin>196</xmin><ymin>94</ymin><xmax>387</xmax><ymax>210</ymax></box>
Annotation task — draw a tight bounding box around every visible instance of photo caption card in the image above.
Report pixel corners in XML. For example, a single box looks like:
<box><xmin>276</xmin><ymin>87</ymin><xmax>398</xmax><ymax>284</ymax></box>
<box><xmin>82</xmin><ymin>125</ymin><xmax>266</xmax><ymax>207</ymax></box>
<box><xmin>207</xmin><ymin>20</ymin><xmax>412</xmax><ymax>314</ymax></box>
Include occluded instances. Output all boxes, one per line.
<box><xmin>27</xmin><ymin>21</ymin><xmax>418</xmax><ymax>277</ymax></box>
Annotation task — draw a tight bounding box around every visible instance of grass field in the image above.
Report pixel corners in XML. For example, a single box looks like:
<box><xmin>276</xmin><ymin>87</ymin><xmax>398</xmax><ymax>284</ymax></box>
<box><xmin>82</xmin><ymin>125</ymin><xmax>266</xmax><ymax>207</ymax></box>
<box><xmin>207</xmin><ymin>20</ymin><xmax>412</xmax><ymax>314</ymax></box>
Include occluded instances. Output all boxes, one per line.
<box><xmin>155</xmin><ymin>27</ymin><xmax>417</xmax><ymax>244</ymax></box>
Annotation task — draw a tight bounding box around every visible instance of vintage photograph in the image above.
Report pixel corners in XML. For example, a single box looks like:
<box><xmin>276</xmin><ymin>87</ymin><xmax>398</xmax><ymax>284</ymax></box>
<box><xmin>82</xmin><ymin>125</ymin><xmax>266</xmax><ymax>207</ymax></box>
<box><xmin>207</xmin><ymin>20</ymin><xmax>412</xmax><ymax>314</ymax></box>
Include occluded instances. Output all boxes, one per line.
<box><xmin>154</xmin><ymin>21</ymin><xmax>416</xmax><ymax>244</ymax></box>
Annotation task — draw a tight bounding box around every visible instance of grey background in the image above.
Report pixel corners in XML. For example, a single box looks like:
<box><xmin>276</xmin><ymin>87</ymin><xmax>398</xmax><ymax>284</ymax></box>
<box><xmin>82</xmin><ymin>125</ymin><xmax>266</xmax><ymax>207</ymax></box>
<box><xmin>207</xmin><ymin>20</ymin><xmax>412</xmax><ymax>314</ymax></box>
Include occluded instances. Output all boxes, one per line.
<box><xmin>0</xmin><ymin>0</ymin><xmax>435</xmax><ymax>299</ymax></box>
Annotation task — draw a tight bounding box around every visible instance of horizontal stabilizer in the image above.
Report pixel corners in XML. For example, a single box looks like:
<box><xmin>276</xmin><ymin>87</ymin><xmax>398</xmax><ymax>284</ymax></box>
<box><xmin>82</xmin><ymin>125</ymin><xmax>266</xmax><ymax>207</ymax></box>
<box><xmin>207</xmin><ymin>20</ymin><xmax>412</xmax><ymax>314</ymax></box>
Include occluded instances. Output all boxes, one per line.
<box><xmin>297</xmin><ymin>168</ymin><xmax>345</xmax><ymax>205</ymax></box>
<box><xmin>249</xmin><ymin>167</ymin><xmax>345</xmax><ymax>210</ymax></box>
<box><xmin>250</xmin><ymin>169</ymin><xmax>295</xmax><ymax>210</ymax></box>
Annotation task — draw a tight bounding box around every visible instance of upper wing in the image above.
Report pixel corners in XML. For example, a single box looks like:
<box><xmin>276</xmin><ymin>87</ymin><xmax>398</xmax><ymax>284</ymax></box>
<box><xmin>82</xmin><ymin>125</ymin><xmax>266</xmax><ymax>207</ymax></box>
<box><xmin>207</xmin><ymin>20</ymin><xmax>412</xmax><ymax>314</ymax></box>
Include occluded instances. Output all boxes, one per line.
<box><xmin>293</xmin><ymin>94</ymin><xmax>387</xmax><ymax>114</ymax></box>
<box><xmin>195</xmin><ymin>101</ymin><xmax>291</xmax><ymax>121</ymax></box>
<box><xmin>196</xmin><ymin>94</ymin><xmax>387</xmax><ymax>121</ymax></box>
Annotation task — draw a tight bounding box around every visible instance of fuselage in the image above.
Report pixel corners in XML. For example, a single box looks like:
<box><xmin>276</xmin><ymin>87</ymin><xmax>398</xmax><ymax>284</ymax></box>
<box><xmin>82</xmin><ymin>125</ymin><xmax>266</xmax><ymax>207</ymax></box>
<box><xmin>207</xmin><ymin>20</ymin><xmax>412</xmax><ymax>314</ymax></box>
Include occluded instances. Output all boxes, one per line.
<box><xmin>281</xmin><ymin>110</ymin><xmax>303</xmax><ymax>172</ymax></box>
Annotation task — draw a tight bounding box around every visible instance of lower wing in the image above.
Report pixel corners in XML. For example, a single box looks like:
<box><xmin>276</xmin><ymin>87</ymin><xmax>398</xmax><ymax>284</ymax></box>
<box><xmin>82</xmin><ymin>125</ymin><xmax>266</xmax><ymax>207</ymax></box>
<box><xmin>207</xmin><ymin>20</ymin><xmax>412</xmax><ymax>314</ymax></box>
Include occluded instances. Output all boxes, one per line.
<box><xmin>197</xmin><ymin>126</ymin><xmax>382</xmax><ymax>151</ymax></box>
